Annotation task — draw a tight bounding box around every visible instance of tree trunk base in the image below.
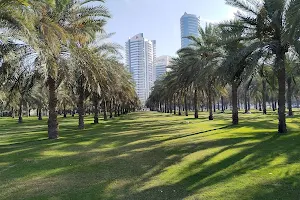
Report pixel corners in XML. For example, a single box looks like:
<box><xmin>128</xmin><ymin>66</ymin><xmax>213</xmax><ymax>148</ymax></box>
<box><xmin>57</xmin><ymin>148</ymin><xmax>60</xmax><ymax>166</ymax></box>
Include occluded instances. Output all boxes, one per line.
<box><xmin>48</xmin><ymin>121</ymin><xmax>59</xmax><ymax>139</ymax></box>
<box><xmin>278</xmin><ymin>123</ymin><xmax>287</xmax><ymax>134</ymax></box>
<box><xmin>209</xmin><ymin>115</ymin><xmax>213</xmax><ymax>120</ymax></box>
<box><xmin>232</xmin><ymin>119</ymin><xmax>238</xmax><ymax>125</ymax></box>
<box><xmin>48</xmin><ymin>136</ymin><xmax>59</xmax><ymax>139</ymax></box>
<box><xmin>232</xmin><ymin>113</ymin><xmax>239</xmax><ymax>125</ymax></box>
<box><xmin>78</xmin><ymin>124</ymin><xmax>84</xmax><ymax>129</ymax></box>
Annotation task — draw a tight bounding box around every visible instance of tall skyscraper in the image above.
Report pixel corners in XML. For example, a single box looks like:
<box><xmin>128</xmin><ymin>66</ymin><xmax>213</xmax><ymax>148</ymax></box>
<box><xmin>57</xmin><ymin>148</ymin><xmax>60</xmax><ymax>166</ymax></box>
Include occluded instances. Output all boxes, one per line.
<box><xmin>125</xmin><ymin>33</ymin><xmax>156</xmax><ymax>105</ymax></box>
<box><xmin>155</xmin><ymin>55</ymin><xmax>171</xmax><ymax>80</ymax></box>
<box><xmin>180</xmin><ymin>12</ymin><xmax>200</xmax><ymax>48</ymax></box>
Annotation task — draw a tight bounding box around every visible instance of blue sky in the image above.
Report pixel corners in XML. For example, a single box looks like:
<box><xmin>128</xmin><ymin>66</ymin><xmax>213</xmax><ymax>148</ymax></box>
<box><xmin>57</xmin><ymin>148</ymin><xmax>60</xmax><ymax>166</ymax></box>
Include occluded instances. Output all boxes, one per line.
<box><xmin>104</xmin><ymin>0</ymin><xmax>238</xmax><ymax>57</ymax></box>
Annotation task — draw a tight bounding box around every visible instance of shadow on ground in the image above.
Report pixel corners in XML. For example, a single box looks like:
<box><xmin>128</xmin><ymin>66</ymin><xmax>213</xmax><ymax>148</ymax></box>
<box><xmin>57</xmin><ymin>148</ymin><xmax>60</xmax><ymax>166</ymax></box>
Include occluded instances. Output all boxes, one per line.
<box><xmin>1</xmin><ymin>111</ymin><xmax>300</xmax><ymax>200</ymax></box>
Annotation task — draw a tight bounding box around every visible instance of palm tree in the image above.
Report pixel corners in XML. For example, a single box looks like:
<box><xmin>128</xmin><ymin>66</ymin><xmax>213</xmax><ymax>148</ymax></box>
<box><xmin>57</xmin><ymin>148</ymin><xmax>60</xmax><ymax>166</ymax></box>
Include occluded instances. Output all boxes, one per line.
<box><xmin>286</xmin><ymin>51</ymin><xmax>300</xmax><ymax>116</ymax></box>
<box><xmin>179</xmin><ymin>24</ymin><xmax>223</xmax><ymax>120</ymax></box>
<box><xmin>28</xmin><ymin>0</ymin><xmax>109</xmax><ymax>137</ymax></box>
<box><xmin>7</xmin><ymin>69</ymin><xmax>39</xmax><ymax>123</ymax></box>
<box><xmin>70</xmin><ymin>46</ymin><xmax>110</xmax><ymax>128</ymax></box>
<box><xmin>57</xmin><ymin>83</ymin><xmax>74</xmax><ymax>118</ymax></box>
<box><xmin>30</xmin><ymin>83</ymin><xmax>48</xmax><ymax>120</ymax></box>
<box><xmin>0</xmin><ymin>39</ymin><xmax>40</xmax><ymax>123</ymax></box>
<box><xmin>225</xmin><ymin>0</ymin><xmax>300</xmax><ymax>133</ymax></box>
<box><xmin>219</xmin><ymin>19</ymin><xmax>263</xmax><ymax>125</ymax></box>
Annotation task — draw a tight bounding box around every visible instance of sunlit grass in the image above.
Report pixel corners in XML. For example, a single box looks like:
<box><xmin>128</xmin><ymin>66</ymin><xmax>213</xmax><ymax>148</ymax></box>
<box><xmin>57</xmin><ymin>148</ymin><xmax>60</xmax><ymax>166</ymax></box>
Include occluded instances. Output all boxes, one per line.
<box><xmin>1</xmin><ymin>110</ymin><xmax>300</xmax><ymax>199</ymax></box>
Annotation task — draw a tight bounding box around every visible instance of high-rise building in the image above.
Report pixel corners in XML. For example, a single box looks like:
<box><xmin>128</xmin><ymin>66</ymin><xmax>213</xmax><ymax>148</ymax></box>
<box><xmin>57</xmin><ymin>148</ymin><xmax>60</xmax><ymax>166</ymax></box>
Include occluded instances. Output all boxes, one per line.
<box><xmin>155</xmin><ymin>55</ymin><xmax>171</xmax><ymax>80</ymax></box>
<box><xmin>180</xmin><ymin>12</ymin><xmax>200</xmax><ymax>48</ymax></box>
<box><xmin>125</xmin><ymin>33</ymin><xmax>156</xmax><ymax>105</ymax></box>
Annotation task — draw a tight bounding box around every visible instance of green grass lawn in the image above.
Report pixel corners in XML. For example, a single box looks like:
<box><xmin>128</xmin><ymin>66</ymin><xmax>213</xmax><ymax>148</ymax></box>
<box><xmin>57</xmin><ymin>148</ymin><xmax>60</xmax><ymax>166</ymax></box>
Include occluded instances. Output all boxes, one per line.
<box><xmin>1</xmin><ymin>110</ymin><xmax>300</xmax><ymax>200</ymax></box>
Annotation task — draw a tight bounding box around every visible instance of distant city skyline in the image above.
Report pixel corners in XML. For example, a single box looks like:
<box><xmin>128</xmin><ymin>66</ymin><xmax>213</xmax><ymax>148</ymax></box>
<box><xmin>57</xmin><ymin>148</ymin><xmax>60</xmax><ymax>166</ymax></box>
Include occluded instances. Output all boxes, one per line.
<box><xmin>104</xmin><ymin>0</ymin><xmax>238</xmax><ymax>57</ymax></box>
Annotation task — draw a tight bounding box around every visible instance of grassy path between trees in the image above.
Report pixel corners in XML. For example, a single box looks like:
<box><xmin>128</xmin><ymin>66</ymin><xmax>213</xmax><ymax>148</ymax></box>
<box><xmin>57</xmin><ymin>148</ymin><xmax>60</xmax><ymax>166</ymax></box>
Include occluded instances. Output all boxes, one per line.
<box><xmin>1</xmin><ymin>111</ymin><xmax>300</xmax><ymax>199</ymax></box>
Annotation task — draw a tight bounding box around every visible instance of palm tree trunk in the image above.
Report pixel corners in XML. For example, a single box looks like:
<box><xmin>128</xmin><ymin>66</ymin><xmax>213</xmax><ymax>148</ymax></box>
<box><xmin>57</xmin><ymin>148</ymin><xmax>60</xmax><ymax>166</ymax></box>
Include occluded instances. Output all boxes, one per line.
<box><xmin>109</xmin><ymin>101</ymin><xmax>113</xmax><ymax>118</ymax></box>
<box><xmin>255</xmin><ymin>99</ymin><xmax>258</xmax><ymax>110</ymax></box>
<box><xmin>173</xmin><ymin>95</ymin><xmax>176</xmax><ymax>115</ymax></box>
<box><xmin>93</xmin><ymin>95</ymin><xmax>99</xmax><ymax>124</ymax></box>
<box><xmin>262</xmin><ymin>79</ymin><xmax>267</xmax><ymax>114</ymax></box>
<box><xmin>103</xmin><ymin>101</ymin><xmax>108</xmax><ymax>121</ymax></box>
<box><xmin>244</xmin><ymin>90</ymin><xmax>248</xmax><ymax>114</ymax></box>
<box><xmin>213</xmin><ymin>101</ymin><xmax>216</xmax><ymax>113</ymax></box>
<box><xmin>194</xmin><ymin>88</ymin><xmax>198</xmax><ymax>119</ymax></box>
<box><xmin>63</xmin><ymin>104</ymin><xmax>67</xmax><ymax>118</ymax></box>
<box><xmin>221</xmin><ymin>96</ymin><xmax>224</xmax><ymax>113</ymax></box>
<box><xmin>208</xmin><ymin>90</ymin><xmax>213</xmax><ymax>120</ymax></box>
<box><xmin>18</xmin><ymin>97</ymin><xmax>23</xmax><ymax>124</ymax></box>
<box><xmin>27</xmin><ymin>102</ymin><xmax>30</xmax><ymax>117</ymax></box>
<box><xmin>11</xmin><ymin>107</ymin><xmax>15</xmax><ymax>118</ymax></box>
<box><xmin>114</xmin><ymin>101</ymin><xmax>118</xmax><ymax>117</ymax></box>
<box><xmin>287</xmin><ymin>76</ymin><xmax>293</xmax><ymax>116</ymax></box>
<box><xmin>38</xmin><ymin>108</ymin><xmax>42</xmax><ymax>120</ymax></box>
<box><xmin>178</xmin><ymin>97</ymin><xmax>182</xmax><ymax>116</ymax></box>
<box><xmin>48</xmin><ymin>76</ymin><xmax>59</xmax><ymax>139</ymax></box>
<box><xmin>272</xmin><ymin>101</ymin><xmax>275</xmax><ymax>111</ymax></box>
<box><xmin>271</xmin><ymin>96</ymin><xmax>276</xmax><ymax>111</ymax></box>
<box><xmin>122</xmin><ymin>105</ymin><xmax>126</xmax><ymax>114</ymax></box>
<box><xmin>277</xmin><ymin>52</ymin><xmax>287</xmax><ymax>133</ymax></box>
<box><xmin>78</xmin><ymin>81</ymin><xmax>85</xmax><ymax>129</ymax></box>
<box><xmin>232</xmin><ymin>81</ymin><xmax>238</xmax><ymax>125</ymax></box>
<box><xmin>259</xmin><ymin>101</ymin><xmax>262</xmax><ymax>111</ymax></box>
<box><xmin>247</xmin><ymin>92</ymin><xmax>251</xmax><ymax>112</ymax></box>
<box><xmin>184</xmin><ymin>93</ymin><xmax>188</xmax><ymax>116</ymax></box>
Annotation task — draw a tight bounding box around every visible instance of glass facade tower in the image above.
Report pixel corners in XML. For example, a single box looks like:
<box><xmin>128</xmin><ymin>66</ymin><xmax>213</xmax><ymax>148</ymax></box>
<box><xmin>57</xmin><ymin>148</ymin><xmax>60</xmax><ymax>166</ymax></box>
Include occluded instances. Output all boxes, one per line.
<box><xmin>180</xmin><ymin>12</ymin><xmax>200</xmax><ymax>48</ymax></box>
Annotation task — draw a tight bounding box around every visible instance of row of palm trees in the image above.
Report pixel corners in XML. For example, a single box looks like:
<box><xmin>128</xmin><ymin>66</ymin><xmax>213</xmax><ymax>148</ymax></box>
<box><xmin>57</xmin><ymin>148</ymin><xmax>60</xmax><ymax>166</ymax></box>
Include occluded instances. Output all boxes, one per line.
<box><xmin>0</xmin><ymin>0</ymin><xmax>140</xmax><ymax>139</ymax></box>
<box><xmin>147</xmin><ymin>0</ymin><xmax>300</xmax><ymax>134</ymax></box>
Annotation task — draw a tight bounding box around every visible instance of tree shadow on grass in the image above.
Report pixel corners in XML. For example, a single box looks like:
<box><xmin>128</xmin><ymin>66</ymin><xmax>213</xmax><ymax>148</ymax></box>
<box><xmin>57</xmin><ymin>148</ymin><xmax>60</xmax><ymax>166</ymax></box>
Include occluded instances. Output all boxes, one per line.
<box><xmin>1</xmin><ymin>112</ymin><xmax>300</xmax><ymax>200</ymax></box>
<box><xmin>130</xmin><ymin>128</ymin><xmax>300</xmax><ymax>199</ymax></box>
